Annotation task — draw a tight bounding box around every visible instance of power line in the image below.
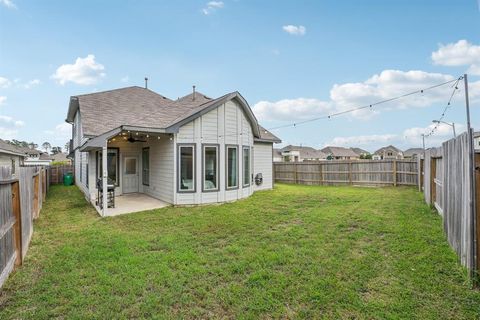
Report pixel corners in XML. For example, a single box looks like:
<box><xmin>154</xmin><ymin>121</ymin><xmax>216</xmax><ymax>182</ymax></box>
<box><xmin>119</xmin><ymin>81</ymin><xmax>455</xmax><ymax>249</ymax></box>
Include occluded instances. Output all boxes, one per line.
<box><xmin>423</xmin><ymin>76</ymin><xmax>462</xmax><ymax>138</ymax></box>
<box><xmin>266</xmin><ymin>77</ymin><xmax>460</xmax><ymax>131</ymax></box>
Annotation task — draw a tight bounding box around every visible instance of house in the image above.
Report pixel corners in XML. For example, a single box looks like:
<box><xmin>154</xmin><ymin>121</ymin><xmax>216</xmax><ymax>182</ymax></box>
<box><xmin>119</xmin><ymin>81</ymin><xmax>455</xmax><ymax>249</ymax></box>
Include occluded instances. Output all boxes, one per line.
<box><xmin>321</xmin><ymin>146</ymin><xmax>359</xmax><ymax>160</ymax></box>
<box><xmin>50</xmin><ymin>152</ymin><xmax>72</xmax><ymax>165</ymax></box>
<box><xmin>276</xmin><ymin>145</ymin><xmax>327</xmax><ymax>162</ymax></box>
<box><xmin>0</xmin><ymin>139</ymin><xmax>25</xmax><ymax>176</ymax></box>
<box><xmin>66</xmin><ymin>86</ymin><xmax>281</xmax><ymax>216</ymax></box>
<box><xmin>23</xmin><ymin>149</ymin><xmax>53</xmax><ymax>166</ymax></box>
<box><xmin>403</xmin><ymin>148</ymin><xmax>424</xmax><ymax>160</ymax></box>
<box><xmin>350</xmin><ymin>147</ymin><xmax>370</xmax><ymax>158</ymax></box>
<box><xmin>273</xmin><ymin>148</ymin><xmax>283</xmax><ymax>162</ymax></box>
<box><xmin>373</xmin><ymin>145</ymin><xmax>404</xmax><ymax>160</ymax></box>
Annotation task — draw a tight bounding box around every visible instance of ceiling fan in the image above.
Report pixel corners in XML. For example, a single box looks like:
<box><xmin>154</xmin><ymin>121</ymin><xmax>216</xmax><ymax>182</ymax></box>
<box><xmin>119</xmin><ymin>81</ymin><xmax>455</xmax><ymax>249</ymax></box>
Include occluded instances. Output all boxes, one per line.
<box><xmin>127</xmin><ymin>132</ymin><xmax>147</xmax><ymax>143</ymax></box>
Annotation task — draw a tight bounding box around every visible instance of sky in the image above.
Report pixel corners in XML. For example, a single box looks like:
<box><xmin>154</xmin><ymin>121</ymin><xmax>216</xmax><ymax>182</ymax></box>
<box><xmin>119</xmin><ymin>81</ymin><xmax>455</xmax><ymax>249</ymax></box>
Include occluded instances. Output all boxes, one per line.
<box><xmin>0</xmin><ymin>0</ymin><xmax>479</xmax><ymax>152</ymax></box>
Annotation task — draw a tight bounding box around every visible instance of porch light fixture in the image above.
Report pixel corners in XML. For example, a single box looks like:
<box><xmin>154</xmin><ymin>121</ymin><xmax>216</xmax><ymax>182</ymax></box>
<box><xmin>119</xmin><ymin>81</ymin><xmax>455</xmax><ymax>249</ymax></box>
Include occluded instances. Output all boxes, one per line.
<box><xmin>136</xmin><ymin>132</ymin><xmax>139</xmax><ymax>135</ymax></box>
<box><xmin>157</xmin><ymin>136</ymin><xmax>161</xmax><ymax>140</ymax></box>
<box><xmin>146</xmin><ymin>134</ymin><xmax>149</xmax><ymax>138</ymax></box>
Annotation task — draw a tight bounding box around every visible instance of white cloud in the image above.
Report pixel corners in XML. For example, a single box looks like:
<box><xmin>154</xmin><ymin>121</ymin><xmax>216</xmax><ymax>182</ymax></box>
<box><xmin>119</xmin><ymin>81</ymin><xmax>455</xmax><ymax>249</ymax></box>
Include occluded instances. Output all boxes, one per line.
<box><xmin>325</xmin><ymin>134</ymin><xmax>398</xmax><ymax>148</ymax></box>
<box><xmin>0</xmin><ymin>0</ymin><xmax>16</xmax><ymax>9</ymax></box>
<box><xmin>120</xmin><ymin>76</ymin><xmax>129</xmax><ymax>83</ymax></box>
<box><xmin>253</xmin><ymin>70</ymin><xmax>457</xmax><ymax>122</ymax></box>
<box><xmin>51</xmin><ymin>54</ymin><xmax>106</xmax><ymax>85</ymax></box>
<box><xmin>432</xmin><ymin>40</ymin><xmax>480</xmax><ymax>75</ymax></box>
<box><xmin>0</xmin><ymin>115</ymin><xmax>24</xmax><ymax>127</ymax></box>
<box><xmin>23</xmin><ymin>79</ymin><xmax>40</xmax><ymax>89</ymax></box>
<box><xmin>202</xmin><ymin>1</ymin><xmax>224</xmax><ymax>15</ymax></box>
<box><xmin>44</xmin><ymin>123</ymin><xmax>71</xmax><ymax>142</ymax></box>
<box><xmin>253</xmin><ymin>98</ymin><xmax>332</xmax><ymax>121</ymax></box>
<box><xmin>403</xmin><ymin>123</ymin><xmax>463</xmax><ymax>147</ymax></box>
<box><xmin>0</xmin><ymin>114</ymin><xmax>24</xmax><ymax>139</ymax></box>
<box><xmin>0</xmin><ymin>96</ymin><xmax>6</xmax><ymax>106</ymax></box>
<box><xmin>282</xmin><ymin>25</ymin><xmax>306</xmax><ymax>36</ymax></box>
<box><xmin>0</xmin><ymin>77</ymin><xmax>11</xmax><ymax>88</ymax></box>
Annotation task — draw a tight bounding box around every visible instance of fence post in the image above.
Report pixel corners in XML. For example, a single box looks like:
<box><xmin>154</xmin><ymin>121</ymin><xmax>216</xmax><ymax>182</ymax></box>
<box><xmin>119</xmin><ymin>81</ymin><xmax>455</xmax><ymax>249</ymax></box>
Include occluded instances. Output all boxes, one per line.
<box><xmin>430</xmin><ymin>158</ymin><xmax>437</xmax><ymax>206</ymax></box>
<box><xmin>11</xmin><ymin>181</ymin><xmax>22</xmax><ymax>266</ymax></box>
<box><xmin>293</xmin><ymin>163</ymin><xmax>298</xmax><ymax>184</ymax></box>
<box><xmin>348</xmin><ymin>162</ymin><xmax>352</xmax><ymax>185</ymax></box>
<box><xmin>475</xmin><ymin>153</ymin><xmax>480</xmax><ymax>282</ymax></box>
<box><xmin>393</xmin><ymin>160</ymin><xmax>397</xmax><ymax>187</ymax></box>
<box><xmin>319</xmin><ymin>163</ymin><xmax>323</xmax><ymax>185</ymax></box>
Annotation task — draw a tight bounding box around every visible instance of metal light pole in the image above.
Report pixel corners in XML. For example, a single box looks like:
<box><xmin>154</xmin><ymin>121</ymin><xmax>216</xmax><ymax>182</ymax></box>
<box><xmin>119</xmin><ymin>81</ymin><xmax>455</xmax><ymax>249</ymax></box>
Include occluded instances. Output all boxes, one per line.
<box><xmin>432</xmin><ymin>120</ymin><xmax>456</xmax><ymax>138</ymax></box>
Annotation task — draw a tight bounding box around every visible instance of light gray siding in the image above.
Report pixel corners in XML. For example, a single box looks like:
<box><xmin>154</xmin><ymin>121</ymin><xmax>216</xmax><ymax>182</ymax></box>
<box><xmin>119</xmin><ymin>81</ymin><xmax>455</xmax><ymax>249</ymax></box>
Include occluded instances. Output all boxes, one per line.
<box><xmin>253</xmin><ymin>142</ymin><xmax>274</xmax><ymax>191</ymax></box>
<box><xmin>175</xmin><ymin>99</ymin><xmax>254</xmax><ymax>205</ymax></box>
<box><xmin>142</xmin><ymin>137</ymin><xmax>174</xmax><ymax>204</ymax></box>
<box><xmin>0</xmin><ymin>154</ymin><xmax>21</xmax><ymax>177</ymax></box>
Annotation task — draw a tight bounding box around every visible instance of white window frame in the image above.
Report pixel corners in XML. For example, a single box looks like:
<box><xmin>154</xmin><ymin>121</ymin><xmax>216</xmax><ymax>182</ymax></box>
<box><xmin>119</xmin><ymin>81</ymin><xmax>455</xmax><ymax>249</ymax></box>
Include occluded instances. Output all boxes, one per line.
<box><xmin>177</xmin><ymin>144</ymin><xmax>196</xmax><ymax>193</ymax></box>
<box><xmin>242</xmin><ymin>146</ymin><xmax>251</xmax><ymax>187</ymax></box>
<box><xmin>202</xmin><ymin>144</ymin><xmax>219</xmax><ymax>192</ymax></box>
<box><xmin>226</xmin><ymin>145</ymin><xmax>239</xmax><ymax>190</ymax></box>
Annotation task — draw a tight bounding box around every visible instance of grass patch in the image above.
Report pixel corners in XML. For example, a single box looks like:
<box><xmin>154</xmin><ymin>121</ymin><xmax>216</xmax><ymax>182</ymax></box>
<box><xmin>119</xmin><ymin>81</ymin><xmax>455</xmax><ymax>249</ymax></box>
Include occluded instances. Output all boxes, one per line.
<box><xmin>0</xmin><ymin>184</ymin><xmax>479</xmax><ymax>319</ymax></box>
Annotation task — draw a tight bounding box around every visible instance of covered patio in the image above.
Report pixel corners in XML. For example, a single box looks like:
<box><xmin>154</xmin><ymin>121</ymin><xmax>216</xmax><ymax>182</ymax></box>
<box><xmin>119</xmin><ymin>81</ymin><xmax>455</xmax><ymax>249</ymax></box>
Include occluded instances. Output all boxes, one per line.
<box><xmin>103</xmin><ymin>193</ymin><xmax>170</xmax><ymax>216</ymax></box>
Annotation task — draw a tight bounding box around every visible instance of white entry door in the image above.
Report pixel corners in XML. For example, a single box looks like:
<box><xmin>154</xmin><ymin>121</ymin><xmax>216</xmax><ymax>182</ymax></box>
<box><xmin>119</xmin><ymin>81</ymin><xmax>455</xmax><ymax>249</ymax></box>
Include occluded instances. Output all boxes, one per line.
<box><xmin>123</xmin><ymin>156</ymin><xmax>139</xmax><ymax>193</ymax></box>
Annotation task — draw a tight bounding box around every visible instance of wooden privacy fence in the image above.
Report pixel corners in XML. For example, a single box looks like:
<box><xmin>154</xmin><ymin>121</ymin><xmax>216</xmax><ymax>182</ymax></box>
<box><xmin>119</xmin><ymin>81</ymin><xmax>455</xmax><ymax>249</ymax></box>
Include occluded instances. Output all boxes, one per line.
<box><xmin>48</xmin><ymin>164</ymin><xmax>74</xmax><ymax>185</ymax></box>
<box><xmin>420</xmin><ymin>131</ymin><xmax>479</xmax><ymax>278</ymax></box>
<box><xmin>0</xmin><ymin>165</ymin><xmax>47</xmax><ymax>288</ymax></box>
<box><xmin>274</xmin><ymin>159</ymin><xmax>418</xmax><ymax>187</ymax></box>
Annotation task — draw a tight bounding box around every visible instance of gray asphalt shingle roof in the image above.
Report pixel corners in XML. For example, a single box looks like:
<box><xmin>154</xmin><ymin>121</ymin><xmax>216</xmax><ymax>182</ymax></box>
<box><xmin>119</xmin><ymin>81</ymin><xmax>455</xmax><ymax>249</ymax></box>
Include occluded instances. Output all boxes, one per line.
<box><xmin>321</xmin><ymin>146</ymin><xmax>359</xmax><ymax>157</ymax></box>
<box><xmin>281</xmin><ymin>145</ymin><xmax>327</xmax><ymax>159</ymax></box>
<box><xmin>68</xmin><ymin>86</ymin><xmax>280</xmax><ymax>143</ymax></box>
<box><xmin>0</xmin><ymin>139</ymin><xmax>27</xmax><ymax>156</ymax></box>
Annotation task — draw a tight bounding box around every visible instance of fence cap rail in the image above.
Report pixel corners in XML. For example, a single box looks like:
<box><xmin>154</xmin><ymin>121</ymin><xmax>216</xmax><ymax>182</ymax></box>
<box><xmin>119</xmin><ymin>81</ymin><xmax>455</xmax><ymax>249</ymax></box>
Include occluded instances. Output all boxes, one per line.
<box><xmin>0</xmin><ymin>178</ymin><xmax>19</xmax><ymax>185</ymax></box>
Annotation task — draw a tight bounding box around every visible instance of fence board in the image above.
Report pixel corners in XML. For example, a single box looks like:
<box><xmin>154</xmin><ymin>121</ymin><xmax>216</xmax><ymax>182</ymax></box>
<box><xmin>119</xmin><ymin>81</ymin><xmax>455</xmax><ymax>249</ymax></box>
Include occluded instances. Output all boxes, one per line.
<box><xmin>0</xmin><ymin>167</ymin><xmax>16</xmax><ymax>288</ymax></box>
<box><xmin>274</xmin><ymin>160</ymin><xmax>418</xmax><ymax>187</ymax></box>
<box><xmin>441</xmin><ymin>132</ymin><xmax>475</xmax><ymax>272</ymax></box>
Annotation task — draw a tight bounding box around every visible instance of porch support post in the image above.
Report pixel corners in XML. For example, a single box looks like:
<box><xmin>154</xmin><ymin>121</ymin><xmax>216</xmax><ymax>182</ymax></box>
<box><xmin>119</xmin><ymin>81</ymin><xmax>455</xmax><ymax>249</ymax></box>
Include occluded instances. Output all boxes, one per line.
<box><xmin>102</xmin><ymin>143</ymin><xmax>108</xmax><ymax>216</ymax></box>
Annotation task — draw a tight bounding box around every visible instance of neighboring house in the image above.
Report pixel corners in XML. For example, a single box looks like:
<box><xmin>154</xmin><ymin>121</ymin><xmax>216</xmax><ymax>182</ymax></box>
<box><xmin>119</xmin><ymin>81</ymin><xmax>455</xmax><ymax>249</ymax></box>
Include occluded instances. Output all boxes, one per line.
<box><xmin>0</xmin><ymin>139</ymin><xmax>25</xmax><ymax>176</ymax></box>
<box><xmin>403</xmin><ymin>148</ymin><xmax>424</xmax><ymax>160</ymax></box>
<box><xmin>278</xmin><ymin>145</ymin><xmax>327</xmax><ymax>162</ymax></box>
<box><xmin>350</xmin><ymin>147</ymin><xmax>370</xmax><ymax>158</ymax></box>
<box><xmin>273</xmin><ymin>148</ymin><xmax>283</xmax><ymax>162</ymax></box>
<box><xmin>51</xmin><ymin>152</ymin><xmax>72</xmax><ymax>165</ymax></box>
<box><xmin>373</xmin><ymin>145</ymin><xmax>404</xmax><ymax>160</ymax></box>
<box><xmin>23</xmin><ymin>149</ymin><xmax>53</xmax><ymax>166</ymax></box>
<box><xmin>321</xmin><ymin>146</ymin><xmax>359</xmax><ymax>160</ymax></box>
<box><xmin>66</xmin><ymin>86</ymin><xmax>281</xmax><ymax>216</ymax></box>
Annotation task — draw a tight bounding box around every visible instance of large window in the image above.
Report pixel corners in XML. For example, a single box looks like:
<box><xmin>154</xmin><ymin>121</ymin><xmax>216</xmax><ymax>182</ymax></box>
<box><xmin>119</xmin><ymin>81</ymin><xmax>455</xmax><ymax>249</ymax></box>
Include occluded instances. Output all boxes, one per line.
<box><xmin>203</xmin><ymin>145</ymin><xmax>218</xmax><ymax>191</ymax></box>
<box><xmin>226</xmin><ymin>145</ymin><xmax>238</xmax><ymax>189</ymax></box>
<box><xmin>96</xmin><ymin>148</ymin><xmax>119</xmax><ymax>186</ymax></box>
<box><xmin>178</xmin><ymin>145</ymin><xmax>195</xmax><ymax>192</ymax></box>
<box><xmin>142</xmin><ymin>147</ymin><xmax>150</xmax><ymax>186</ymax></box>
<box><xmin>243</xmin><ymin>146</ymin><xmax>250</xmax><ymax>187</ymax></box>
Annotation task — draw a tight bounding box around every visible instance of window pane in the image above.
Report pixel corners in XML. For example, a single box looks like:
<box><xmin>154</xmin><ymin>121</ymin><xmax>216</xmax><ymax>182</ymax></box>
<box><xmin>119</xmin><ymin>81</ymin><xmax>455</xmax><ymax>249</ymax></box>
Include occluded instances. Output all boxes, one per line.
<box><xmin>180</xmin><ymin>146</ymin><xmax>194</xmax><ymax>191</ymax></box>
<box><xmin>107</xmin><ymin>151</ymin><xmax>117</xmax><ymax>184</ymax></box>
<box><xmin>125</xmin><ymin>158</ymin><xmax>136</xmax><ymax>174</ymax></box>
<box><xmin>243</xmin><ymin>147</ymin><xmax>250</xmax><ymax>186</ymax></box>
<box><xmin>204</xmin><ymin>146</ymin><xmax>217</xmax><ymax>190</ymax></box>
<box><xmin>227</xmin><ymin>147</ymin><xmax>237</xmax><ymax>188</ymax></box>
<box><xmin>97</xmin><ymin>149</ymin><xmax>118</xmax><ymax>185</ymax></box>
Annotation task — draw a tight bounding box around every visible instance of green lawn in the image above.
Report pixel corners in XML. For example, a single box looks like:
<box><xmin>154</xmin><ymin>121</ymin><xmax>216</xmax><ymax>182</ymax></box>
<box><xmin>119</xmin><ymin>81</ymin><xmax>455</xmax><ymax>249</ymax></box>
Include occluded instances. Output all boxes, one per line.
<box><xmin>0</xmin><ymin>184</ymin><xmax>479</xmax><ymax>319</ymax></box>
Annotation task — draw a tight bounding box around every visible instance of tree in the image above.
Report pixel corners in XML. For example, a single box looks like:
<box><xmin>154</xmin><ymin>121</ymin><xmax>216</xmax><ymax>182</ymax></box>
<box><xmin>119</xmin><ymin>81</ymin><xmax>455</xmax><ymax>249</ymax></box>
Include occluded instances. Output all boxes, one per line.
<box><xmin>42</xmin><ymin>142</ymin><xmax>51</xmax><ymax>153</ymax></box>
<box><xmin>28</xmin><ymin>142</ymin><xmax>38</xmax><ymax>150</ymax></box>
<box><xmin>64</xmin><ymin>141</ymin><xmax>70</xmax><ymax>154</ymax></box>
<box><xmin>51</xmin><ymin>146</ymin><xmax>63</xmax><ymax>155</ymax></box>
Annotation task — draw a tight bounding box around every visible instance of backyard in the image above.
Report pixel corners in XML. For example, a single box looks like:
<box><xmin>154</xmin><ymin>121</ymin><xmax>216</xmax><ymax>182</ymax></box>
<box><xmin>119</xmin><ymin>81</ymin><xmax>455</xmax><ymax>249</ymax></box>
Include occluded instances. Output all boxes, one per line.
<box><xmin>0</xmin><ymin>184</ymin><xmax>479</xmax><ymax>319</ymax></box>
